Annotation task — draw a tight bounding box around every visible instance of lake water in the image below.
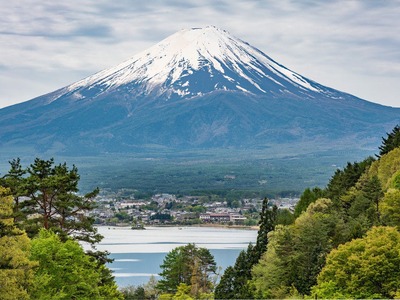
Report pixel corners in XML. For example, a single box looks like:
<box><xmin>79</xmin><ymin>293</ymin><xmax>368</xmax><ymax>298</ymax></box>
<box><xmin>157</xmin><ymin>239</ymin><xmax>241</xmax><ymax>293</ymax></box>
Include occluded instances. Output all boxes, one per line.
<box><xmin>93</xmin><ymin>226</ymin><xmax>257</xmax><ymax>287</ymax></box>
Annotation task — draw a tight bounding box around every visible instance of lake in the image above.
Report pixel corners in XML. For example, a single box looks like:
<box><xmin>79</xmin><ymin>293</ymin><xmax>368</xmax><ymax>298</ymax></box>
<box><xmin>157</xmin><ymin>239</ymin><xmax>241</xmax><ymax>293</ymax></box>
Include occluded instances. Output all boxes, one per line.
<box><xmin>93</xmin><ymin>226</ymin><xmax>258</xmax><ymax>287</ymax></box>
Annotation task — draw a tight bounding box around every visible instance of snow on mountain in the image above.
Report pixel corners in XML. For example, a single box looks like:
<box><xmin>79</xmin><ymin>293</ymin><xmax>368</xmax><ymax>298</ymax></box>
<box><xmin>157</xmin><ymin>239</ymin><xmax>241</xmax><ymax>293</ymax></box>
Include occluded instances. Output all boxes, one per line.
<box><xmin>64</xmin><ymin>26</ymin><xmax>321</xmax><ymax>101</ymax></box>
<box><xmin>1</xmin><ymin>26</ymin><xmax>398</xmax><ymax>157</ymax></box>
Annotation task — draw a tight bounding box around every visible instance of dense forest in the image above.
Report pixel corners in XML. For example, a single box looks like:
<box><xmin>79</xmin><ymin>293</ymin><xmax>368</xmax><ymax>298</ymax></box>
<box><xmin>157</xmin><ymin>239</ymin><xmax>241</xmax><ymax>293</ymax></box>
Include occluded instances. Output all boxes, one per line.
<box><xmin>215</xmin><ymin>125</ymin><xmax>400</xmax><ymax>299</ymax></box>
<box><xmin>1</xmin><ymin>125</ymin><xmax>400</xmax><ymax>299</ymax></box>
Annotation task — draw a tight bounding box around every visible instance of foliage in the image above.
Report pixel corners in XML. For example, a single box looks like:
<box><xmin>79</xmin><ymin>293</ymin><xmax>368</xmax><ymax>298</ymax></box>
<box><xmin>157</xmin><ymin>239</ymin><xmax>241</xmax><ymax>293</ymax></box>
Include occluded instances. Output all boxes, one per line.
<box><xmin>150</xmin><ymin>213</ymin><xmax>173</xmax><ymax>221</ymax></box>
<box><xmin>378</xmin><ymin>124</ymin><xmax>400</xmax><ymax>157</ymax></box>
<box><xmin>293</xmin><ymin>187</ymin><xmax>325</xmax><ymax>218</ymax></box>
<box><xmin>275</xmin><ymin>208</ymin><xmax>295</xmax><ymax>225</ymax></box>
<box><xmin>214</xmin><ymin>244</ymin><xmax>256</xmax><ymax>299</ymax></box>
<box><xmin>253</xmin><ymin>198</ymin><xmax>277</xmax><ymax>261</ymax></box>
<box><xmin>215</xmin><ymin>199</ymin><xmax>277</xmax><ymax>299</ymax></box>
<box><xmin>30</xmin><ymin>229</ymin><xmax>122</xmax><ymax>300</ymax></box>
<box><xmin>120</xmin><ymin>285</ymin><xmax>146</xmax><ymax>300</ymax></box>
<box><xmin>157</xmin><ymin>244</ymin><xmax>217</xmax><ymax>297</ymax></box>
<box><xmin>368</xmin><ymin>147</ymin><xmax>400</xmax><ymax>190</ymax></box>
<box><xmin>121</xmin><ymin>276</ymin><xmax>159</xmax><ymax>300</ymax></box>
<box><xmin>0</xmin><ymin>158</ymin><xmax>27</xmax><ymax>224</ymax></box>
<box><xmin>225</xmin><ymin>132</ymin><xmax>400</xmax><ymax>298</ymax></box>
<box><xmin>312</xmin><ymin>226</ymin><xmax>400</xmax><ymax>299</ymax></box>
<box><xmin>251</xmin><ymin>198</ymin><xmax>345</xmax><ymax>298</ymax></box>
<box><xmin>380</xmin><ymin>189</ymin><xmax>400</xmax><ymax>228</ymax></box>
<box><xmin>341</xmin><ymin>174</ymin><xmax>383</xmax><ymax>237</ymax></box>
<box><xmin>0</xmin><ymin>186</ymin><xmax>36</xmax><ymax>300</ymax></box>
<box><xmin>1</xmin><ymin>158</ymin><xmax>101</xmax><ymax>244</ymax></box>
<box><xmin>76</xmin><ymin>149</ymin><xmax>351</xmax><ymax>196</ymax></box>
<box><xmin>325</xmin><ymin>156</ymin><xmax>375</xmax><ymax>204</ymax></box>
<box><xmin>170</xmin><ymin>283</ymin><xmax>193</xmax><ymax>300</ymax></box>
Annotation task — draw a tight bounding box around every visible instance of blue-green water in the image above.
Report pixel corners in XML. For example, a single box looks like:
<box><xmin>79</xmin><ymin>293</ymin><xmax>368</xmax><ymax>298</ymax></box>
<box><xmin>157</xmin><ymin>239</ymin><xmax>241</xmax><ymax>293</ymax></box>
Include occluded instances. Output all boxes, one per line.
<box><xmin>94</xmin><ymin>226</ymin><xmax>257</xmax><ymax>287</ymax></box>
<box><xmin>109</xmin><ymin>249</ymin><xmax>244</xmax><ymax>287</ymax></box>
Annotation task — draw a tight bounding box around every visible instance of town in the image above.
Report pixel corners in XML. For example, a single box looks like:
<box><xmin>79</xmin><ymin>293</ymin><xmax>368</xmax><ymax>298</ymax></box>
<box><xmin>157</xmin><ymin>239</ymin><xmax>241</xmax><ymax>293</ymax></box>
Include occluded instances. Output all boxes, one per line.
<box><xmin>90</xmin><ymin>189</ymin><xmax>299</xmax><ymax>228</ymax></box>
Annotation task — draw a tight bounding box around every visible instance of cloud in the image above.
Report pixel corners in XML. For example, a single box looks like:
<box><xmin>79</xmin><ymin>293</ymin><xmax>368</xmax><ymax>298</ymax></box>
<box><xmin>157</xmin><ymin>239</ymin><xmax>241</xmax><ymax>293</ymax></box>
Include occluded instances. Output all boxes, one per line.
<box><xmin>0</xmin><ymin>0</ymin><xmax>399</xmax><ymax>108</ymax></box>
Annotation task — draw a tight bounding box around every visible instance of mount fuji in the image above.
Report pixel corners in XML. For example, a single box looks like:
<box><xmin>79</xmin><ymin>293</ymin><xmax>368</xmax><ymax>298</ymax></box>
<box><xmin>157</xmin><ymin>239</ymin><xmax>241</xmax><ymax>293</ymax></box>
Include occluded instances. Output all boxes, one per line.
<box><xmin>0</xmin><ymin>26</ymin><xmax>399</xmax><ymax>156</ymax></box>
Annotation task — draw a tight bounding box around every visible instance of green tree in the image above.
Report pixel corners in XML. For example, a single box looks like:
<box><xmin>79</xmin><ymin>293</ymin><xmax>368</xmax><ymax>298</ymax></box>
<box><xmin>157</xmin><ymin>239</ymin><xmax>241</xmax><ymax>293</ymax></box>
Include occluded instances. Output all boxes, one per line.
<box><xmin>378</xmin><ymin>124</ymin><xmax>400</xmax><ymax>157</ymax></box>
<box><xmin>30</xmin><ymin>229</ymin><xmax>122</xmax><ymax>300</ymax></box>
<box><xmin>312</xmin><ymin>226</ymin><xmax>400</xmax><ymax>299</ymax></box>
<box><xmin>251</xmin><ymin>198</ymin><xmax>345</xmax><ymax>298</ymax></box>
<box><xmin>1</xmin><ymin>158</ymin><xmax>101</xmax><ymax>244</ymax></box>
<box><xmin>0</xmin><ymin>158</ymin><xmax>27</xmax><ymax>224</ymax></box>
<box><xmin>253</xmin><ymin>197</ymin><xmax>277</xmax><ymax>261</ymax></box>
<box><xmin>325</xmin><ymin>157</ymin><xmax>375</xmax><ymax>204</ymax></box>
<box><xmin>157</xmin><ymin>244</ymin><xmax>216</xmax><ymax>297</ymax></box>
<box><xmin>214</xmin><ymin>244</ymin><xmax>256</xmax><ymax>299</ymax></box>
<box><xmin>0</xmin><ymin>186</ymin><xmax>36</xmax><ymax>300</ymax></box>
<box><xmin>369</xmin><ymin>147</ymin><xmax>400</xmax><ymax>190</ymax></box>
<box><xmin>214</xmin><ymin>266</ymin><xmax>235</xmax><ymax>299</ymax></box>
<box><xmin>215</xmin><ymin>199</ymin><xmax>277</xmax><ymax>299</ymax></box>
<box><xmin>251</xmin><ymin>224</ymin><xmax>295</xmax><ymax>299</ymax></box>
<box><xmin>275</xmin><ymin>208</ymin><xmax>295</xmax><ymax>225</ymax></box>
<box><xmin>120</xmin><ymin>285</ymin><xmax>146</xmax><ymax>300</ymax></box>
<box><xmin>380</xmin><ymin>189</ymin><xmax>400</xmax><ymax>228</ymax></box>
<box><xmin>341</xmin><ymin>174</ymin><xmax>384</xmax><ymax>238</ymax></box>
<box><xmin>294</xmin><ymin>187</ymin><xmax>324</xmax><ymax>218</ymax></box>
<box><xmin>121</xmin><ymin>276</ymin><xmax>159</xmax><ymax>300</ymax></box>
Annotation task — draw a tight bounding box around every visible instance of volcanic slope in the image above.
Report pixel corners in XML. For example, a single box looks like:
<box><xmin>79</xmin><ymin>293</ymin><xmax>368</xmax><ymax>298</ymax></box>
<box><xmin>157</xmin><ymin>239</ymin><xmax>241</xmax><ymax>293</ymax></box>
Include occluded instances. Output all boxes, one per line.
<box><xmin>0</xmin><ymin>26</ymin><xmax>398</xmax><ymax>156</ymax></box>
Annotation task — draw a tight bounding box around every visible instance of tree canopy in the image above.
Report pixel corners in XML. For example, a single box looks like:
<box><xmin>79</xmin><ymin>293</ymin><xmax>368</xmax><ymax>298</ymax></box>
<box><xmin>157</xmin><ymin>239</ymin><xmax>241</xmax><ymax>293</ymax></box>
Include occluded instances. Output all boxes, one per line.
<box><xmin>251</xmin><ymin>198</ymin><xmax>345</xmax><ymax>298</ymax></box>
<box><xmin>247</xmin><ymin>125</ymin><xmax>400</xmax><ymax>298</ymax></box>
<box><xmin>1</xmin><ymin>158</ymin><xmax>101</xmax><ymax>244</ymax></box>
<box><xmin>312</xmin><ymin>226</ymin><xmax>400</xmax><ymax>299</ymax></box>
<box><xmin>30</xmin><ymin>229</ymin><xmax>122</xmax><ymax>300</ymax></box>
<box><xmin>157</xmin><ymin>243</ymin><xmax>217</xmax><ymax>298</ymax></box>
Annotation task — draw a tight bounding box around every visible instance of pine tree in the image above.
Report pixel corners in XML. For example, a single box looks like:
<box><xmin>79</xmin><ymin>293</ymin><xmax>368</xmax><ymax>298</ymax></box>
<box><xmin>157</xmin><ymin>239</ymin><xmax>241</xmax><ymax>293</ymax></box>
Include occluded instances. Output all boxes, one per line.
<box><xmin>253</xmin><ymin>197</ymin><xmax>277</xmax><ymax>261</ymax></box>
<box><xmin>1</xmin><ymin>158</ymin><xmax>101</xmax><ymax>244</ymax></box>
<box><xmin>157</xmin><ymin>244</ymin><xmax>216</xmax><ymax>296</ymax></box>
<box><xmin>215</xmin><ymin>199</ymin><xmax>277</xmax><ymax>299</ymax></box>
<box><xmin>378</xmin><ymin>124</ymin><xmax>400</xmax><ymax>157</ymax></box>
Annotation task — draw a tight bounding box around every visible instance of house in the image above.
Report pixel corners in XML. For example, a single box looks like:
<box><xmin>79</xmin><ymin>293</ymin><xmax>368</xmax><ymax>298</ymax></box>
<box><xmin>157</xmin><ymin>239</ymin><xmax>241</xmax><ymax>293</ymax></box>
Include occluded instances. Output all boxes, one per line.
<box><xmin>200</xmin><ymin>213</ymin><xmax>231</xmax><ymax>223</ymax></box>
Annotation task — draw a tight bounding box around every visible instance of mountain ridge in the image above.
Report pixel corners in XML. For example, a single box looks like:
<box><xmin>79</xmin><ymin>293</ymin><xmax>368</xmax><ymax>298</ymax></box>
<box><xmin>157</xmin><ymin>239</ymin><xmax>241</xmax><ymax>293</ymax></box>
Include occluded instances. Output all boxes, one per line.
<box><xmin>0</xmin><ymin>26</ymin><xmax>398</xmax><ymax>156</ymax></box>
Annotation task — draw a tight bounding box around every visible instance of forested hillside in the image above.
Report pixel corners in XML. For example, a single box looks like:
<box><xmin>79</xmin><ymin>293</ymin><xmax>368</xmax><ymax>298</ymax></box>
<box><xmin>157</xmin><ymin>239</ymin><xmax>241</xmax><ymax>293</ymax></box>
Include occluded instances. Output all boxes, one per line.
<box><xmin>215</xmin><ymin>125</ymin><xmax>400</xmax><ymax>299</ymax></box>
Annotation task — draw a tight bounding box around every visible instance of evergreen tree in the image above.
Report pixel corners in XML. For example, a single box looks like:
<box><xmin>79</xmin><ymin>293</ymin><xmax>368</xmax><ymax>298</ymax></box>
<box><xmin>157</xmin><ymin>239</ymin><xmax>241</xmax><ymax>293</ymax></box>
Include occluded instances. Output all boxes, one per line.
<box><xmin>157</xmin><ymin>244</ymin><xmax>216</xmax><ymax>297</ymax></box>
<box><xmin>0</xmin><ymin>158</ymin><xmax>27</xmax><ymax>224</ymax></box>
<box><xmin>378</xmin><ymin>124</ymin><xmax>400</xmax><ymax>157</ymax></box>
<box><xmin>294</xmin><ymin>187</ymin><xmax>324</xmax><ymax>218</ymax></box>
<box><xmin>215</xmin><ymin>199</ymin><xmax>277</xmax><ymax>299</ymax></box>
<box><xmin>215</xmin><ymin>243</ymin><xmax>256</xmax><ymax>299</ymax></box>
<box><xmin>253</xmin><ymin>197</ymin><xmax>277</xmax><ymax>261</ymax></box>
<box><xmin>326</xmin><ymin>157</ymin><xmax>375</xmax><ymax>204</ymax></box>
<box><xmin>214</xmin><ymin>266</ymin><xmax>235</xmax><ymax>299</ymax></box>
<box><xmin>1</xmin><ymin>158</ymin><xmax>101</xmax><ymax>244</ymax></box>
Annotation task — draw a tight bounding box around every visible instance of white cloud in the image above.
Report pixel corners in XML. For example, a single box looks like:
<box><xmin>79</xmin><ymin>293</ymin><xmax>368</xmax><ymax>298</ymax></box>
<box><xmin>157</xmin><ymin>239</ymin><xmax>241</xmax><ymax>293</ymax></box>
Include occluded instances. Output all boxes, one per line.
<box><xmin>0</xmin><ymin>0</ymin><xmax>399</xmax><ymax>108</ymax></box>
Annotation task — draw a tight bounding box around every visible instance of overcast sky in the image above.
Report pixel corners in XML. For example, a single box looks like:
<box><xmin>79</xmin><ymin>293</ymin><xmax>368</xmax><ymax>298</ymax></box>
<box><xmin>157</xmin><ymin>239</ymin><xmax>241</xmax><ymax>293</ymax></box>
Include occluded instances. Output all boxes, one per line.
<box><xmin>1</xmin><ymin>0</ymin><xmax>399</xmax><ymax>108</ymax></box>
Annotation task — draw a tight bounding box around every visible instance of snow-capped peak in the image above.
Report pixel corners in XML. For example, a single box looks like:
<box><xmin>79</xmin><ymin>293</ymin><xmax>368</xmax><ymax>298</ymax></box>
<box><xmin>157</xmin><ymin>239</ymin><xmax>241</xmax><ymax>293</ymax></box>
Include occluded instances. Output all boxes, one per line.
<box><xmin>67</xmin><ymin>26</ymin><xmax>320</xmax><ymax>100</ymax></box>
